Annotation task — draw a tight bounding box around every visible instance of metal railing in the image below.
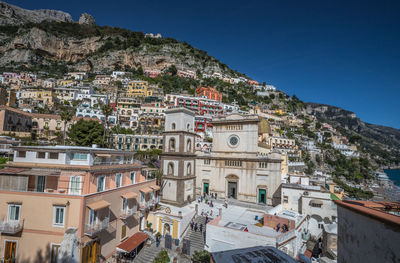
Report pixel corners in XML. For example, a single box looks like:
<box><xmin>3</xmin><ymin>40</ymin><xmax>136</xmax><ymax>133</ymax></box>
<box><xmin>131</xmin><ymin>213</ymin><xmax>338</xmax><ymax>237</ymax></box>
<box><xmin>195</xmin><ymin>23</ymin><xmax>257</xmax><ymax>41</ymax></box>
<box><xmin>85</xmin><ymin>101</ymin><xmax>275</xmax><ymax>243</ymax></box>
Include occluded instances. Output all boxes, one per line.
<box><xmin>84</xmin><ymin>217</ymin><xmax>109</xmax><ymax>236</ymax></box>
<box><xmin>0</xmin><ymin>219</ymin><xmax>24</xmax><ymax>234</ymax></box>
<box><xmin>139</xmin><ymin>201</ymin><xmax>150</xmax><ymax>210</ymax></box>
<box><xmin>276</xmin><ymin>229</ymin><xmax>296</xmax><ymax>244</ymax></box>
<box><xmin>120</xmin><ymin>206</ymin><xmax>137</xmax><ymax>219</ymax></box>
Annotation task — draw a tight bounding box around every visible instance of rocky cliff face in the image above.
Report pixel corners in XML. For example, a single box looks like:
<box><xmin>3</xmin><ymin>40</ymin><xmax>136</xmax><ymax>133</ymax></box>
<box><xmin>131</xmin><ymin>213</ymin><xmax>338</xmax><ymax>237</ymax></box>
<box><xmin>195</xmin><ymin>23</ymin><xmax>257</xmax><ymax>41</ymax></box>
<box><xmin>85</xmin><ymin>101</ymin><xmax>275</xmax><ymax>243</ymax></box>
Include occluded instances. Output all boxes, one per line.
<box><xmin>307</xmin><ymin>102</ymin><xmax>400</xmax><ymax>165</ymax></box>
<box><xmin>0</xmin><ymin>21</ymin><xmax>238</xmax><ymax>77</ymax></box>
<box><xmin>0</xmin><ymin>1</ymin><xmax>73</xmax><ymax>25</ymax></box>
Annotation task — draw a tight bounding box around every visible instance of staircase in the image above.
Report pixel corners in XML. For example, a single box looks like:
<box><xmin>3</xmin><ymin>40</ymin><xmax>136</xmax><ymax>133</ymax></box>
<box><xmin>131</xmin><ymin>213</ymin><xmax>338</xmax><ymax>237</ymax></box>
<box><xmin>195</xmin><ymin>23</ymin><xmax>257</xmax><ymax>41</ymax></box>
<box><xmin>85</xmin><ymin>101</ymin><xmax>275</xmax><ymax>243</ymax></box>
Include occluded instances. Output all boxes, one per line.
<box><xmin>184</xmin><ymin>216</ymin><xmax>207</xmax><ymax>255</ymax></box>
<box><xmin>133</xmin><ymin>243</ymin><xmax>162</xmax><ymax>263</ymax></box>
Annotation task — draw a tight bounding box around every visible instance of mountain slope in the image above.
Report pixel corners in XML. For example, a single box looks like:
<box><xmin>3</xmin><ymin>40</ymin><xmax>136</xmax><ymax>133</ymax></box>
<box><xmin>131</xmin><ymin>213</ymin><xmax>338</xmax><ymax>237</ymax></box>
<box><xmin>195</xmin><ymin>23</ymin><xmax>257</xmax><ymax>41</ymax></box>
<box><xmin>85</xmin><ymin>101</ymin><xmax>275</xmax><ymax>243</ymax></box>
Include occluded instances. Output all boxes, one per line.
<box><xmin>0</xmin><ymin>2</ymin><xmax>244</xmax><ymax>77</ymax></box>
<box><xmin>307</xmin><ymin>102</ymin><xmax>400</xmax><ymax>166</ymax></box>
<box><xmin>0</xmin><ymin>1</ymin><xmax>73</xmax><ymax>25</ymax></box>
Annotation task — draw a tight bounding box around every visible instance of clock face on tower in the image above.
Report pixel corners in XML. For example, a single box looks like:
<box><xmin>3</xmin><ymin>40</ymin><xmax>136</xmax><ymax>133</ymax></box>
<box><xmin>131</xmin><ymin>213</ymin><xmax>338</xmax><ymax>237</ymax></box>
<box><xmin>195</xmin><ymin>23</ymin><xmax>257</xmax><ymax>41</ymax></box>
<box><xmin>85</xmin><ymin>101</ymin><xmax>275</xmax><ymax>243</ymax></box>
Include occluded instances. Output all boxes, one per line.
<box><xmin>228</xmin><ymin>135</ymin><xmax>239</xmax><ymax>147</ymax></box>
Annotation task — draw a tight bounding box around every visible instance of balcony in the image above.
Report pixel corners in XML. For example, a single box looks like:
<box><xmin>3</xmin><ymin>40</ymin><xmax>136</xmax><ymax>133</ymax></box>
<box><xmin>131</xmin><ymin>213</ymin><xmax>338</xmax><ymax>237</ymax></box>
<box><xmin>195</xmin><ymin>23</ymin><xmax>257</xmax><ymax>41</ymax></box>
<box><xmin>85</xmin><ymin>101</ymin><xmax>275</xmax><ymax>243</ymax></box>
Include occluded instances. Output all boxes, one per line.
<box><xmin>120</xmin><ymin>206</ymin><xmax>137</xmax><ymax>219</ymax></box>
<box><xmin>150</xmin><ymin>197</ymin><xmax>160</xmax><ymax>207</ymax></box>
<box><xmin>0</xmin><ymin>219</ymin><xmax>24</xmax><ymax>234</ymax></box>
<box><xmin>84</xmin><ymin>217</ymin><xmax>109</xmax><ymax>236</ymax></box>
<box><xmin>139</xmin><ymin>201</ymin><xmax>150</xmax><ymax>211</ymax></box>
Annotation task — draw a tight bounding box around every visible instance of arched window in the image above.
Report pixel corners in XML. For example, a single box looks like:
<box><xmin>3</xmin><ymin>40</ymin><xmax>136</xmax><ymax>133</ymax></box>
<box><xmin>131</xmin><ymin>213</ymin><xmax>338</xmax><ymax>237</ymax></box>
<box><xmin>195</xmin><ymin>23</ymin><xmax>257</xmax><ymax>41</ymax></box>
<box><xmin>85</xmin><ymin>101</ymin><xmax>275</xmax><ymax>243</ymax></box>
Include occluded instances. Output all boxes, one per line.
<box><xmin>187</xmin><ymin>123</ymin><xmax>190</xmax><ymax>131</ymax></box>
<box><xmin>171</xmin><ymin>123</ymin><xmax>176</xmax><ymax>130</ymax></box>
<box><xmin>187</xmin><ymin>163</ymin><xmax>192</xmax><ymax>176</ymax></box>
<box><xmin>187</xmin><ymin>139</ymin><xmax>192</xmax><ymax>152</ymax></box>
<box><xmin>168</xmin><ymin>163</ymin><xmax>174</xmax><ymax>175</ymax></box>
<box><xmin>169</xmin><ymin>138</ymin><xmax>175</xmax><ymax>152</ymax></box>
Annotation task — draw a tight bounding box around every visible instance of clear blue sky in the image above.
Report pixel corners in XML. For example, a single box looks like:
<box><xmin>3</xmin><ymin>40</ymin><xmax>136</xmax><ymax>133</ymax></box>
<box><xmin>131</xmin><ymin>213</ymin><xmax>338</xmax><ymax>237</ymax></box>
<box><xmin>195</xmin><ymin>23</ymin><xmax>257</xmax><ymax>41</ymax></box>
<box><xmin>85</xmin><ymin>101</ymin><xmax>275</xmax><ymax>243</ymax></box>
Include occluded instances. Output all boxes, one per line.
<box><xmin>8</xmin><ymin>0</ymin><xmax>400</xmax><ymax>128</ymax></box>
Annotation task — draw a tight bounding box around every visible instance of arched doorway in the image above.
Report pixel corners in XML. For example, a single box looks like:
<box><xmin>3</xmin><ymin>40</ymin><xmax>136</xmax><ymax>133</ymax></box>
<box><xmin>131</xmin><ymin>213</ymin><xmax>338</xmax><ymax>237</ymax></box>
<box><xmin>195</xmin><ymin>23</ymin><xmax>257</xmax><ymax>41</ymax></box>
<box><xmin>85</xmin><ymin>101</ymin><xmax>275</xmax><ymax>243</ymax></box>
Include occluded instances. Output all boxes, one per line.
<box><xmin>163</xmin><ymin>223</ymin><xmax>171</xmax><ymax>236</ymax></box>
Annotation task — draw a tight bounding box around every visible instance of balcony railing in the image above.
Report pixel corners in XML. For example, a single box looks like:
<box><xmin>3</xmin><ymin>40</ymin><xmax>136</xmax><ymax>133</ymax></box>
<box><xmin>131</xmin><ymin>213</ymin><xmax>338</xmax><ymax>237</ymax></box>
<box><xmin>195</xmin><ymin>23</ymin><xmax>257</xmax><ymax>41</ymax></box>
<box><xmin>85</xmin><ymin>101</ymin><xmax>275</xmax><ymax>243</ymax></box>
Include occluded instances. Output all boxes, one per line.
<box><xmin>139</xmin><ymin>201</ymin><xmax>150</xmax><ymax>211</ymax></box>
<box><xmin>150</xmin><ymin>197</ymin><xmax>160</xmax><ymax>207</ymax></box>
<box><xmin>84</xmin><ymin>217</ymin><xmax>109</xmax><ymax>236</ymax></box>
<box><xmin>276</xmin><ymin>229</ymin><xmax>296</xmax><ymax>244</ymax></box>
<box><xmin>0</xmin><ymin>219</ymin><xmax>24</xmax><ymax>234</ymax></box>
<box><xmin>120</xmin><ymin>206</ymin><xmax>137</xmax><ymax>219</ymax></box>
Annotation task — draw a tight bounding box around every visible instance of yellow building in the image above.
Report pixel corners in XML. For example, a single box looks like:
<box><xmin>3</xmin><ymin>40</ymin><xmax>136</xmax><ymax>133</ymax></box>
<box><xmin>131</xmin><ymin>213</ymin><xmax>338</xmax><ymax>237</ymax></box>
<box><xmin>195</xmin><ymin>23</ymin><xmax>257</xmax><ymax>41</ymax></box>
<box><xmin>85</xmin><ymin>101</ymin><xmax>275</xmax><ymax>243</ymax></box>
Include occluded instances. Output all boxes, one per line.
<box><xmin>147</xmin><ymin>204</ymin><xmax>196</xmax><ymax>240</ymax></box>
<box><xmin>20</xmin><ymin>89</ymin><xmax>56</xmax><ymax>106</ymax></box>
<box><xmin>57</xmin><ymin>80</ymin><xmax>75</xmax><ymax>87</ymax></box>
<box><xmin>126</xmin><ymin>81</ymin><xmax>153</xmax><ymax>97</ymax></box>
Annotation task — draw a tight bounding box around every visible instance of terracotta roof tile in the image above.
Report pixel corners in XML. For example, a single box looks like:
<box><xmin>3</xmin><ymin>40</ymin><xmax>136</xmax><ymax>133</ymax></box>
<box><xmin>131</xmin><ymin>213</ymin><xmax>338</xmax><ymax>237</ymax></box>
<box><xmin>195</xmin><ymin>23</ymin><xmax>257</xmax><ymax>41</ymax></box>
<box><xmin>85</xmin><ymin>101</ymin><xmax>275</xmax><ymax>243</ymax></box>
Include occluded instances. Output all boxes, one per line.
<box><xmin>335</xmin><ymin>200</ymin><xmax>400</xmax><ymax>226</ymax></box>
<box><xmin>117</xmin><ymin>232</ymin><xmax>148</xmax><ymax>253</ymax></box>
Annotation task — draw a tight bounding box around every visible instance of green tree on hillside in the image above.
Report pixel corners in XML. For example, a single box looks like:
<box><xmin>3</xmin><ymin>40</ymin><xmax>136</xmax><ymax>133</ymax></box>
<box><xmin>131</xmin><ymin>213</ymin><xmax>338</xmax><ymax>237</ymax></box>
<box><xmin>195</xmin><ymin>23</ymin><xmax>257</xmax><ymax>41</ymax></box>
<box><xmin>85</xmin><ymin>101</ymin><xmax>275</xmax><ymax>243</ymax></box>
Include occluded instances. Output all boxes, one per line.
<box><xmin>67</xmin><ymin>119</ymin><xmax>104</xmax><ymax>146</ymax></box>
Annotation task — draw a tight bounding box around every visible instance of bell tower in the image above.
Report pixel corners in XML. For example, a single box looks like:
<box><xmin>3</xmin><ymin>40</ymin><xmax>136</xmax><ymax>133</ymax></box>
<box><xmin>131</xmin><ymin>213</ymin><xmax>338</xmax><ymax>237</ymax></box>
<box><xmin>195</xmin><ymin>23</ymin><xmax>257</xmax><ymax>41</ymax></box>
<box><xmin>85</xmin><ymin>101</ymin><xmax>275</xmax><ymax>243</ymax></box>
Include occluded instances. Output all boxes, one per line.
<box><xmin>161</xmin><ymin>107</ymin><xmax>196</xmax><ymax>207</ymax></box>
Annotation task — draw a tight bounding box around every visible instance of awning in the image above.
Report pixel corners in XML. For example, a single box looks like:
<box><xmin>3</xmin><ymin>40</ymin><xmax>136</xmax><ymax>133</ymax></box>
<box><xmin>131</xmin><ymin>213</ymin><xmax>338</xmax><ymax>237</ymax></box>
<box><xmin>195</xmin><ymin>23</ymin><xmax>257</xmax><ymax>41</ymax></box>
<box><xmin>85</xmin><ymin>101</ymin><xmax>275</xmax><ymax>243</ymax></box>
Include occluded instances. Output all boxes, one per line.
<box><xmin>0</xmin><ymin>168</ymin><xmax>28</xmax><ymax>174</ymax></box>
<box><xmin>87</xmin><ymin>200</ymin><xmax>110</xmax><ymax>211</ymax></box>
<box><xmin>21</xmin><ymin>169</ymin><xmax>60</xmax><ymax>176</ymax></box>
<box><xmin>150</xmin><ymin>185</ymin><xmax>160</xmax><ymax>191</ymax></box>
<box><xmin>122</xmin><ymin>192</ymin><xmax>137</xmax><ymax>199</ymax></box>
<box><xmin>117</xmin><ymin>232</ymin><xmax>148</xmax><ymax>253</ymax></box>
<box><xmin>96</xmin><ymin>153</ymin><xmax>112</xmax><ymax>158</ymax></box>
<box><xmin>309</xmin><ymin>200</ymin><xmax>323</xmax><ymax>206</ymax></box>
<box><xmin>139</xmin><ymin>187</ymin><xmax>153</xmax><ymax>194</ymax></box>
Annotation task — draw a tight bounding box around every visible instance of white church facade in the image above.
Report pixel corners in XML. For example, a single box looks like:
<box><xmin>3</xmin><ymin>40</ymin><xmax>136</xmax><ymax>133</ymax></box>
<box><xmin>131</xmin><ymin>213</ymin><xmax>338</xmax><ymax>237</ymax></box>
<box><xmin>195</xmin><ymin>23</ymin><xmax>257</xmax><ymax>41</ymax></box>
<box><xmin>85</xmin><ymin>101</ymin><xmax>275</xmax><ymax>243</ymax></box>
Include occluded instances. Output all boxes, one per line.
<box><xmin>195</xmin><ymin>114</ymin><xmax>283</xmax><ymax>205</ymax></box>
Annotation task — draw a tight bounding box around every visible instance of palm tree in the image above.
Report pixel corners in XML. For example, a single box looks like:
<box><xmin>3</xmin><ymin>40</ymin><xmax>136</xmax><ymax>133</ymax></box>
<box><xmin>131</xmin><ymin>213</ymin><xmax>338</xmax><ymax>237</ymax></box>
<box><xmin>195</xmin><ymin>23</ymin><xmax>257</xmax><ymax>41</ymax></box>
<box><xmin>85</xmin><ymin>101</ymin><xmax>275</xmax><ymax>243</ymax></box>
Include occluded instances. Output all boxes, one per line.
<box><xmin>60</xmin><ymin>110</ymin><xmax>73</xmax><ymax>145</ymax></box>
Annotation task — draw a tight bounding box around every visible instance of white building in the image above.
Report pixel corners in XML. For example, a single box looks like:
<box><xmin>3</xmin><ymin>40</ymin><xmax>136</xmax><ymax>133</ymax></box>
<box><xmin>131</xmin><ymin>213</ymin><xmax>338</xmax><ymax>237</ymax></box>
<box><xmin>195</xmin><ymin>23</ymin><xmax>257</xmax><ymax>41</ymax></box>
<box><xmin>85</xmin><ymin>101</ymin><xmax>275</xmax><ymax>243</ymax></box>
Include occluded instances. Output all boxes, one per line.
<box><xmin>196</xmin><ymin>114</ymin><xmax>282</xmax><ymax>205</ymax></box>
<box><xmin>206</xmin><ymin>204</ymin><xmax>308</xmax><ymax>257</ymax></box>
<box><xmin>281</xmin><ymin>183</ymin><xmax>337</xmax><ymax>238</ymax></box>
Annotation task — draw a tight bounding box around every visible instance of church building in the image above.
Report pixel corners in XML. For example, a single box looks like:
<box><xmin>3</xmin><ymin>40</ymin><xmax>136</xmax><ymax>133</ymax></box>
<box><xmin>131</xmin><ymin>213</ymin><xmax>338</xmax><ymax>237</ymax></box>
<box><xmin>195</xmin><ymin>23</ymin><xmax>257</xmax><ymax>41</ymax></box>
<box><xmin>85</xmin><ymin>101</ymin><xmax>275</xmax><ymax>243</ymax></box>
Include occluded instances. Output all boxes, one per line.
<box><xmin>196</xmin><ymin>114</ymin><xmax>282</xmax><ymax>205</ymax></box>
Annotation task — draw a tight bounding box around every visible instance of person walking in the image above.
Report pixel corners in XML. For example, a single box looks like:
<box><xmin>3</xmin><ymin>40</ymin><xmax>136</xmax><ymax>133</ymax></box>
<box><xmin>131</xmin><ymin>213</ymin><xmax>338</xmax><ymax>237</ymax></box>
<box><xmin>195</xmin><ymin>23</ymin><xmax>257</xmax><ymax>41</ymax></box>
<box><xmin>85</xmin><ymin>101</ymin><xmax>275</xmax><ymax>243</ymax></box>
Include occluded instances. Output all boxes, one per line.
<box><xmin>194</xmin><ymin>223</ymin><xmax>198</xmax><ymax>232</ymax></box>
<box><xmin>200</xmin><ymin>224</ymin><xmax>203</xmax><ymax>233</ymax></box>
<box><xmin>205</xmin><ymin>215</ymin><xmax>208</xmax><ymax>223</ymax></box>
<box><xmin>190</xmin><ymin>221</ymin><xmax>194</xmax><ymax>230</ymax></box>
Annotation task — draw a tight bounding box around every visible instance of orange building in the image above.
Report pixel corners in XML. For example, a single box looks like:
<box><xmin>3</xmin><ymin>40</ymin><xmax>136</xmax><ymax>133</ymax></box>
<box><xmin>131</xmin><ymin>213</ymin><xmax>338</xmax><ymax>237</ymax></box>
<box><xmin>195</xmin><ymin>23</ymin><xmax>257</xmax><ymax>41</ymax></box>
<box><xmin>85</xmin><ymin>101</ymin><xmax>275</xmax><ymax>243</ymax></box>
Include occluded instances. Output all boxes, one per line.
<box><xmin>0</xmin><ymin>145</ymin><xmax>160</xmax><ymax>262</ymax></box>
<box><xmin>195</xmin><ymin>86</ymin><xmax>222</xmax><ymax>102</ymax></box>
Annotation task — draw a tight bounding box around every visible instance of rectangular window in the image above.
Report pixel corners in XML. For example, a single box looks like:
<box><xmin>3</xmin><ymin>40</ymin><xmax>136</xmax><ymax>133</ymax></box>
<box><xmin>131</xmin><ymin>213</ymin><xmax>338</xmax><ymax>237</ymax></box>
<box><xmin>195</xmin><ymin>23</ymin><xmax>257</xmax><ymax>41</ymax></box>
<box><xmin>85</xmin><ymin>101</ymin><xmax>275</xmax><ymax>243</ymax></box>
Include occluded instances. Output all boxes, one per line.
<box><xmin>17</xmin><ymin>151</ymin><xmax>26</xmax><ymax>157</ymax></box>
<box><xmin>53</xmin><ymin>206</ymin><xmax>65</xmax><ymax>227</ymax></box>
<box><xmin>204</xmin><ymin>159</ymin><xmax>210</xmax><ymax>165</ymax></box>
<box><xmin>121</xmin><ymin>223</ymin><xmax>127</xmax><ymax>240</ymax></box>
<box><xmin>49</xmin><ymin>152</ymin><xmax>59</xmax><ymax>159</ymax></box>
<box><xmin>8</xmin><ymin>204</ymin><xmax>21</xmax><ymax>221</ymax></box>
<box><xmin>36</xmin><ymin>175</ymin><xmax>46</xmax><ymax>192</ymax></box>
<box><xmin>97</xmin><ymin>176</ymin><xmax>106</xmax><ymax>192</ymax></box>
<box><xmin>72</xmin><ymin>153</ymin><xmax>87</xmax><ymax>160</ymax></box>
<box><xmin>37</xmin><ymin>152</ymin><xmax>46</xmax><ymax>159</ymax></box>
<box><xmin>283</xmin><ymin>196</ymin><xmax>288</xmax><ymax>203</ymax></box>
<box><xmin>311</xmin><ymin>203</ymin><xmax>322</xmax><ymax>208</ymax></box>
<box><xmin>116</xmin><ymin>173</ymin><xmax>122</xmax><ymax>188</ymax></box>
<box><xmin>130</xmin><ymin>172</ymin><xmax>136</xmax><ymax>184</ymax></box>
<box><xmin>4</xmin><ymin>241</ymin><xmax>17</xmax><ymax>262</ymax></box>
<box><xmin>69</xmin><ymin>176</ymin><xmax>82</xmax><ymax>195</ymax></box>
<box><xmin>225</xmin><ymin>160</ymin><xmax>242</xmax><ymax>167</ymax></box>
<box><xmin>122</xmin><ymin>197</ymin><xmax>128</xmax><ymax>211</ymax></box>
<box><xmin>88</xmin><ymin>209</ymin><xmax>97</xmax><ymax>225</ymax></box>
<box><xmin>259</xmin><ymin>162</ymin><xmax>268</xmax><ymax>168</ymax></box>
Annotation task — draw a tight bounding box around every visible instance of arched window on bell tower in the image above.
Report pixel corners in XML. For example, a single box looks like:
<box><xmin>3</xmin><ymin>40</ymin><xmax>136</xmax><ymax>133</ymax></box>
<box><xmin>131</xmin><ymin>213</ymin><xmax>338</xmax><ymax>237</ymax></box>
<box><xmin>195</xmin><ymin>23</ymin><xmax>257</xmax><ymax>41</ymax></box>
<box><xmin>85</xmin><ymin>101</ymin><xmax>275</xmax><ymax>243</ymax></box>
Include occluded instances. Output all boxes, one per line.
<box><xmin>171</xmin><ymin>123</ymin><xmax>176</xmax><ymax>130</ymax></box>
<box><xmin>187</xmin><ymin>163</ymin><xmax>192</xmax><ymax>176</ymax></box>
<box><xmin>169</xmin><ymin>138</ymin><xmax>175</xmax><ymax>152</ymax></box>
<box><xmin>168</xmin><ymin>162</ymin><xmax>174</xmax><ymax>175</ymax></box>
<box><xmin>187</xmin><ymin>139</ymin><xmax>192</xmax><ymax>152</ymax></box>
